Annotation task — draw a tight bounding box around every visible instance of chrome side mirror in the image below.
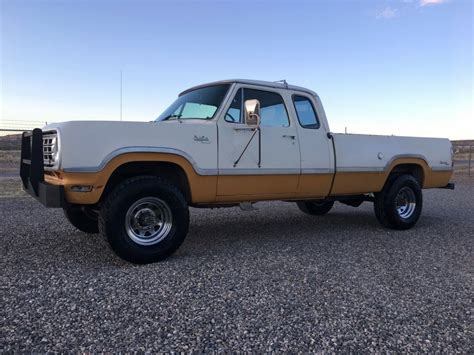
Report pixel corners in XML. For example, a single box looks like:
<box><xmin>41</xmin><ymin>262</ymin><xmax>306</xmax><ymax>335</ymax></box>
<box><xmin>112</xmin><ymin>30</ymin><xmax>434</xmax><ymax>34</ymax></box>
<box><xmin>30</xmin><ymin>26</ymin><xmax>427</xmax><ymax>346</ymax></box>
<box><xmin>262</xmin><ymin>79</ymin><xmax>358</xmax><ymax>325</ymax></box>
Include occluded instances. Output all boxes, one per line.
<box><xmin>244</xmin><ymin>99</ymin><xmax>261</xmax><ymax>127</ymax></box>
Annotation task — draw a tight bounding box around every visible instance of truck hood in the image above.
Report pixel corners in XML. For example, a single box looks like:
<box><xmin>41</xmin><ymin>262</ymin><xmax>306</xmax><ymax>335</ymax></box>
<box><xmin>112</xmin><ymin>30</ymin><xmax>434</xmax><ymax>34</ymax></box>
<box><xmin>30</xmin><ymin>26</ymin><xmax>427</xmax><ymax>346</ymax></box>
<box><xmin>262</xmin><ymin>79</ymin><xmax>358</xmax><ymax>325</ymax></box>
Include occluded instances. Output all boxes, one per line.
<box><xmin>43</xmin><ymin>120</ymin><xmax>217</xmax><ymax>172</ymax></box>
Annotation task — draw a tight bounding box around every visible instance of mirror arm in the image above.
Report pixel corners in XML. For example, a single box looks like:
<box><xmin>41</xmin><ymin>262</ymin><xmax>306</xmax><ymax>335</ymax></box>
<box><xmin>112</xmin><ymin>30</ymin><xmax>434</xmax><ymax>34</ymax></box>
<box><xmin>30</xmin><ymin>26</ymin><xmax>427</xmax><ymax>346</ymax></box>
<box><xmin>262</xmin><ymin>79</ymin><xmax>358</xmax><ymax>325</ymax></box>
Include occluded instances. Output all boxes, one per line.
<box><xmin>233</xmin><ymin>126</ymin><xmax>262</xmax><ymax>168</ymax></box>
<box><xmin>258</xmin><ymin>126</ymin><xmax>261</xmax><ymax>168</ymax></box>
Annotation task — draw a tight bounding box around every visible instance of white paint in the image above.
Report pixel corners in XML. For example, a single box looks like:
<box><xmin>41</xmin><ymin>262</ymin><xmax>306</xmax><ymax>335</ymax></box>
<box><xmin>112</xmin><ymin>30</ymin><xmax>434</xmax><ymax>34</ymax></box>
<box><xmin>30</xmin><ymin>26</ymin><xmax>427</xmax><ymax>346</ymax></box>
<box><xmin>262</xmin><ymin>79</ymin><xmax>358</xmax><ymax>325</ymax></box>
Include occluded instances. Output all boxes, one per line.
<box><xmin>45</xmin><ymin>120</ymin><xmax>218</xmax><ymax>173</ymax></box>
<box><xmin>333</xmin><ymin>133</ymin><xmax>452</xmax><ymax>171</ymax></box>
<box><xmin>42</xmin><ymin>80</ymin><xmax>453</xmax><ymax>180</ymax></box>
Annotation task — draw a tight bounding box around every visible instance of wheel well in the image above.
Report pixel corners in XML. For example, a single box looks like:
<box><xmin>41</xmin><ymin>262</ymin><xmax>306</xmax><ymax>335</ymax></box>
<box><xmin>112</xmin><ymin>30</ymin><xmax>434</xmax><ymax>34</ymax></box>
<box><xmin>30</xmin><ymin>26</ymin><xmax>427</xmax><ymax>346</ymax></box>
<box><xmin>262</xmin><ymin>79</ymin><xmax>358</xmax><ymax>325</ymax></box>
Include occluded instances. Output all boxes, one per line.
<box><xmin>389</xmin><ymin>164</ymin><xmax>424</xmax><ymax>187</ymax></box>
<box><xmin>101</xmin><ymin>161</ymin><xmax>192</xmax><ymax>203</ymax></box>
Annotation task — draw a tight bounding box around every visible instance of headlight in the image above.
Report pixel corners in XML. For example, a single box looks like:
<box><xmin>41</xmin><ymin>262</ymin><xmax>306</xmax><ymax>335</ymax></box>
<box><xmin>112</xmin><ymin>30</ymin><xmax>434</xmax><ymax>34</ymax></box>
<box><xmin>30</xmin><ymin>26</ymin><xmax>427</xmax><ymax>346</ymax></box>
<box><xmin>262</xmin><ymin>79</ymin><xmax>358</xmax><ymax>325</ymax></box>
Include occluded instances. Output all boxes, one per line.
<box><xmin>43</xmin><ymin>131</ymin><xmax>60</xmax><ymax>169</ymax></box>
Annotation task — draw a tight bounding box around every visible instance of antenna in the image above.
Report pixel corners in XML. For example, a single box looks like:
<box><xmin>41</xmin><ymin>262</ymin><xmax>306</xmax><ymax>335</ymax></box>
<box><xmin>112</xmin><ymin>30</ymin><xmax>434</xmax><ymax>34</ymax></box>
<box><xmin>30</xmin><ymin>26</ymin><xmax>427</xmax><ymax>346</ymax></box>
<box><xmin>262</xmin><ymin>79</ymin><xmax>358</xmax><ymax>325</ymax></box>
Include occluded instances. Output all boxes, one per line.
<box><xmin>274</xmin><ymin>79</ymin><xmax>288</xmax><ymax>88</ymax></box>
<box><xmin>120</xmin><ymin>70</ymin><xmax>123</xmax><ymax>121</ymax></box>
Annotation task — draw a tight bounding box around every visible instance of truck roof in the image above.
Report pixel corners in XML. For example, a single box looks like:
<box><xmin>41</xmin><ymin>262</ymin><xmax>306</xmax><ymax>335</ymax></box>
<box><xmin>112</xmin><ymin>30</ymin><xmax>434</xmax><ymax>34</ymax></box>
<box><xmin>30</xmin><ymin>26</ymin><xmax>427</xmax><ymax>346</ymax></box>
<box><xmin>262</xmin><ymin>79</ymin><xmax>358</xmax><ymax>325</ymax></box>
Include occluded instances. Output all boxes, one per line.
<box><xmin>180</xmin><ymin>79</ymin><xmax>318</xmax><ymax>97</ymax></box>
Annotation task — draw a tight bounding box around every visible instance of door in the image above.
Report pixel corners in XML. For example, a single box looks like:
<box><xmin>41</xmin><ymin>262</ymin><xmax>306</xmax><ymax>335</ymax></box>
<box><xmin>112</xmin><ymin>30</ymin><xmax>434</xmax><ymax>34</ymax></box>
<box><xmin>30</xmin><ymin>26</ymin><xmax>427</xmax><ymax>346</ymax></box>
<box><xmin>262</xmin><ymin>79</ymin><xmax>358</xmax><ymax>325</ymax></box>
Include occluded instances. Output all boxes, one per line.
<box><xmin>217</xmin><ymin>86</ymin><xmax>301</xmax><ymax>198</ymax></box>
<box><xmin>291</xmin><ymin>94</ymin><xmax>334</xmax><ymax>198</ymax></box>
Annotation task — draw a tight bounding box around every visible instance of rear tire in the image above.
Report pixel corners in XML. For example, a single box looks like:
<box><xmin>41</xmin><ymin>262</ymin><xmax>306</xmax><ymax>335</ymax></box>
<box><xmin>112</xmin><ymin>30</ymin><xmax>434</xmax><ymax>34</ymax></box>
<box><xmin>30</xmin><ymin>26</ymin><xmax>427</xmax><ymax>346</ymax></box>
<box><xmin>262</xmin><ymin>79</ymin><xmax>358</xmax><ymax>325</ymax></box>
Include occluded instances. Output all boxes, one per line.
<box><xmin>64</xmin><ymin>207</ymin><xmax>99</xmax><ymax>234</ymax></box>
<box><xmin>99</xmin><ymin>176</ymin><xmax>189</xmax><ymax>264</ymax></box>
<box><xmin>374</xmin><ymin>174</ymin><xmax>423</xmax><ymax>230</ymax></box>
<box><xmin>297</xmin><ymin>200</ymin><xmax>334</xmax><ymax>216</ymax></box>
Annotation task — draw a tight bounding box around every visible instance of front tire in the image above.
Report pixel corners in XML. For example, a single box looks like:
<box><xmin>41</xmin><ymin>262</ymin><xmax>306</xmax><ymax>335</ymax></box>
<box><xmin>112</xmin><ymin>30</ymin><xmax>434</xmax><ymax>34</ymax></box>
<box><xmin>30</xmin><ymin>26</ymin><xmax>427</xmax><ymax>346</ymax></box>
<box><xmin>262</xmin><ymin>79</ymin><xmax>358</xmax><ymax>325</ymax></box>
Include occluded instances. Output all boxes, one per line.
<box><xmin>297</xmin><ymin>200</ymin><xmax>334</xmax><ymax>216</ymax></box>
<box><xmin>99</xmin><ymin>176</ymin><xmax>189</xmax><ymax>264</ymax></box>
<box><xmin>64</xmin><ymin>207</ymin><xmax>99</xmax><ymax>234</ymax></box>
<box><xmin>374</xmin><ymin>174</ymin><xmax>423</xmax><ymax>230</ymax></box>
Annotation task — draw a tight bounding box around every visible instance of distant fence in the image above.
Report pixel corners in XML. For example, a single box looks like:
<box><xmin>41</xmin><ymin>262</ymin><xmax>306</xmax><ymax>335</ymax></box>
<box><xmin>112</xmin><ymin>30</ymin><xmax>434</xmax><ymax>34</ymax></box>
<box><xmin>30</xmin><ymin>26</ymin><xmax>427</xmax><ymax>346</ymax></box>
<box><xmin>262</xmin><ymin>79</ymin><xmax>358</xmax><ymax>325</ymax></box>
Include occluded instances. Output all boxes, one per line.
<box><xmin>453</xmin><ymin>144</ymin><xmax>472</xmax><ymax>177</ymax></box>
<box><xmin>0</xmin><ymin>120</ymin><xmax>46</xmax><ymax>133</ymax></box>
<box><xmin>0</xmin><ymin>120</ymin><xmax>46</xmax><ymax>150</ymax></box>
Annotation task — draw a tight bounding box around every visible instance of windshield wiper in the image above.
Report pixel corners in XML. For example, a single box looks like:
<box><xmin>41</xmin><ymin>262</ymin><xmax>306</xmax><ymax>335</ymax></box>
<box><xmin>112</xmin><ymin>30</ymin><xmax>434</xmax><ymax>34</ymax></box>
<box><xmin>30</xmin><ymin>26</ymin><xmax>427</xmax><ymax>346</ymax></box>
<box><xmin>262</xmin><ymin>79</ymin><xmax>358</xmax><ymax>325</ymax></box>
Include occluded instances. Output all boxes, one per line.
<box><xmin>160</xmin><ymin>114</ymin><xmax>182</xmax><ymax>121</ymax></box>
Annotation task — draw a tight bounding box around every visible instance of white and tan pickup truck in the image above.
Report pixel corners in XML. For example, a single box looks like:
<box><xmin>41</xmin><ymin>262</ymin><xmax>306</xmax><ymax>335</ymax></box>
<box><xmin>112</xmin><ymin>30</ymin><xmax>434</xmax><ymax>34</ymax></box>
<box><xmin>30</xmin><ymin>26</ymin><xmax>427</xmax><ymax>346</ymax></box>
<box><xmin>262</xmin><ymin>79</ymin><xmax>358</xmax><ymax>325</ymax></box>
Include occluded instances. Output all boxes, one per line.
<box><xmin>20</xmin><ymin>79</ymin><xmax>454</xmax><ymax>263</ymax></box>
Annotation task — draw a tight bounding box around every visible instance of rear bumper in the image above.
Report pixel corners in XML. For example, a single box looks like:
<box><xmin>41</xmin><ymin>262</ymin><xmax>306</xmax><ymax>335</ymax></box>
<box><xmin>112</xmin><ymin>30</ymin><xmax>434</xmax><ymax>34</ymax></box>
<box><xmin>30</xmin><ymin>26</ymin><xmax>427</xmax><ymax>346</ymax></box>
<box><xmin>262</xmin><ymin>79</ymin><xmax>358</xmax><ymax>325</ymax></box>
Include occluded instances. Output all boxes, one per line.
<box><xmin>20</xmin><ymin>128</ymin><xmax>65</xmax><ymax>208</ymax></box>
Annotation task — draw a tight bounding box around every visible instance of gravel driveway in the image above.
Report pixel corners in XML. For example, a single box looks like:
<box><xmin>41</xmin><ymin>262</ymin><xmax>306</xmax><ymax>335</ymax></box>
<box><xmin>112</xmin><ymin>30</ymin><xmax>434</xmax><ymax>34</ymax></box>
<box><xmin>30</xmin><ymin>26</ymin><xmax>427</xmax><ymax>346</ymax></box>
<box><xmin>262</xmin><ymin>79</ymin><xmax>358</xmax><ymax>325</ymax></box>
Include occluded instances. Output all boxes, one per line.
<box><xmin>1</xmin><ymin>179</ymin><xmax>473</xmax><ymax>352</ymax></box>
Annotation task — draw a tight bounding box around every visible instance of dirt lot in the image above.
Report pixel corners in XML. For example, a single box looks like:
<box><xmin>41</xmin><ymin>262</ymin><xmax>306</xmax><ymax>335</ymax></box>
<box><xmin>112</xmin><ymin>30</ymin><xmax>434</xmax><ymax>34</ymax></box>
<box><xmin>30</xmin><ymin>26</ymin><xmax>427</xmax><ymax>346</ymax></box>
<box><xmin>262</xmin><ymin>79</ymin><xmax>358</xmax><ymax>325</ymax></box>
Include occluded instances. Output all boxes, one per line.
<box><xmin>1</xmin><ymin>151</ymin><xmax>473</xmax><ymax>352</ymax></box>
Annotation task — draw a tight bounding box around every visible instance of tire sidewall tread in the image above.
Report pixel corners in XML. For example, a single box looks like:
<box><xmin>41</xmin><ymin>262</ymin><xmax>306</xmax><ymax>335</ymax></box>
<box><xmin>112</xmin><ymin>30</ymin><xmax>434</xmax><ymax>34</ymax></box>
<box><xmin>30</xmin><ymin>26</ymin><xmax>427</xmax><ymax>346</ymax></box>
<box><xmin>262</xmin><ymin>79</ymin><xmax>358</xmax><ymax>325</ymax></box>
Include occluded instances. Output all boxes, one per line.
<box><xmin>297</xmin><ymin>200</ymin><xmax>335</xmax><ymax>216</ymax></box>
<box><xmin>99</xmin><ymin>175</ymin><xmax>189</xmax><ymax>264</ymax></box>
<box><xmin>64</xmin><ymin>207</ymin><xmax>99</xmax><ymax>234</ymax></box>
<box><xmin>374</xmin><ymin>174</ymin><xmax>423</xmax><ymax>230</ymax></box>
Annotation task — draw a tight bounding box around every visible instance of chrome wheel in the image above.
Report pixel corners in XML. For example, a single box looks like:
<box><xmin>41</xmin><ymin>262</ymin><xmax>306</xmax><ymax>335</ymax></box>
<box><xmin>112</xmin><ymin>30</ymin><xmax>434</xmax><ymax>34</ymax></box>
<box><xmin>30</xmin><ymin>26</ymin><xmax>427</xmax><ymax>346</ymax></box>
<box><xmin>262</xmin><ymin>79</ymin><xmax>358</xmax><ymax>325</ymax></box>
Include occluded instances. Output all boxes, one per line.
<box><xmin>125</xmin><ymin>197</ymin><xmax>173</xmax><ymax>245</ymax></box>
<box><xmin>395</xmin><ymin>187</ymin><xmax>416</xmax><ymax>219</ymax></box>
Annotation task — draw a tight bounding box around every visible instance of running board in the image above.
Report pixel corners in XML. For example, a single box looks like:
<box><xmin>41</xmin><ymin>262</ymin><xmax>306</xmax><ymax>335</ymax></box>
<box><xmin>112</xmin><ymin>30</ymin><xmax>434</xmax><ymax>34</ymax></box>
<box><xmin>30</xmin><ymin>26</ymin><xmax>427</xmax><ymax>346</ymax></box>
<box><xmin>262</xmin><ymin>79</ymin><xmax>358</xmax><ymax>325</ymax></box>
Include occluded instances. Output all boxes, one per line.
<box><xmin>439</xmin><ymin>183</ymin><xmax>455</xmax><ymax>190</ymax></box>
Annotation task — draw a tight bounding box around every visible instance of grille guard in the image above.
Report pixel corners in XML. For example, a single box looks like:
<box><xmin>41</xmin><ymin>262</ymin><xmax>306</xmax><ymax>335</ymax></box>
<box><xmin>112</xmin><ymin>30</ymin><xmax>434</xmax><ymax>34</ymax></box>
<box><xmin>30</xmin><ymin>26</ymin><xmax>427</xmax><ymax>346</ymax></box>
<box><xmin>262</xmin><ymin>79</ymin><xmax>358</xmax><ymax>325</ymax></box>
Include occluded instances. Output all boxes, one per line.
<box><xmin>20</xmin><ymin>128</ymin><xmax>64</xmax><ymax>207</ymax></box>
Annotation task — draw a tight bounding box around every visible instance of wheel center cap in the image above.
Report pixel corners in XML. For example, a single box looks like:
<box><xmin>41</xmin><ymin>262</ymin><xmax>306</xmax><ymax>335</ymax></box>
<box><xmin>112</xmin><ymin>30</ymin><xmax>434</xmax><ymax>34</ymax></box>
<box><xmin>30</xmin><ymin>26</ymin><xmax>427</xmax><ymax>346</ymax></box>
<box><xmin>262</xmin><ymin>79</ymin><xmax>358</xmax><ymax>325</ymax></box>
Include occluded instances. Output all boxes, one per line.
<box><xmin>135</xmin><ymin>208</ymin><xmax>157</xmax><ymax>229</ymax></box>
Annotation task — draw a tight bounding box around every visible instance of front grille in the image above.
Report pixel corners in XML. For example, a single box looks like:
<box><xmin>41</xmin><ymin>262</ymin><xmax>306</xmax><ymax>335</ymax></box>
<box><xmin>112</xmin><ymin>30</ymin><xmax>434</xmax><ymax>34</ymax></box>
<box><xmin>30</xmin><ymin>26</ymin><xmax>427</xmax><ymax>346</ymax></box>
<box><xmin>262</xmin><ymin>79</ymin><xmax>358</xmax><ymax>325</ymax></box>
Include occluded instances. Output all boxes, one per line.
<box><xmin>42</xmin><ymin>132</ymin><xmax>58</xmax><ymax>167</ymax></box>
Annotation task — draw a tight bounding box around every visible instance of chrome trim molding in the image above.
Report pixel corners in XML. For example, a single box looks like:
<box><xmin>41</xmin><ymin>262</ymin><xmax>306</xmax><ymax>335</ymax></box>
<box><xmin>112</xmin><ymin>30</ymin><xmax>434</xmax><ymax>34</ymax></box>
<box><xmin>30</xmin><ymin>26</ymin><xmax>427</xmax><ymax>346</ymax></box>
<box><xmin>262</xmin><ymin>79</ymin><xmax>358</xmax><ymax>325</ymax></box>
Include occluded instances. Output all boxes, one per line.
<box><xmin>385</xmin><ymin>154</ymin><xmax>428</xmax><ymax>168</ymax></box>
<box><xmin>63</xmin><ymin>146</ymin><xmax>218</xmax><ymax>176</ymax></box>
<box><xmin>337</xmin><ymin>154</ymin><xmax>431</xmax><ymax>173</ymax></box>
<box><xmin>64</xmin><ymin>150</ymin><xmax>447</xmax><ymax>177</ymax></box>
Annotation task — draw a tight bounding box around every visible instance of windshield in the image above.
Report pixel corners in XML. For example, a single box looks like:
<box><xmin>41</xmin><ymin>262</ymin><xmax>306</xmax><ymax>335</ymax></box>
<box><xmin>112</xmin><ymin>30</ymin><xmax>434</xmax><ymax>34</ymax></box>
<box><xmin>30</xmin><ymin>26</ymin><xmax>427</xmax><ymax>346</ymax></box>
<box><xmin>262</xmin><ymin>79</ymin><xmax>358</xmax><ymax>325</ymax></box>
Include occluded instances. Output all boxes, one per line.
<box><xmin>156</xmin><ymin>84</ymin><xmax>230</xmax><ymax>121</ymax></box>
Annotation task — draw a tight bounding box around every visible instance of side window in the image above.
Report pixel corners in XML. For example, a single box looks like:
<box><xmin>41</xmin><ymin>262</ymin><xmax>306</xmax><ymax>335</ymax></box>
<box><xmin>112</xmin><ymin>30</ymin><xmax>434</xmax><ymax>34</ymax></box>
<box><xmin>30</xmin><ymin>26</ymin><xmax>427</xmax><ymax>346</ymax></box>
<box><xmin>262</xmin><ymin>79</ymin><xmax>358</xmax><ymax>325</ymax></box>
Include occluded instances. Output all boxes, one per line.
<box><xmin>244</xmin><ymin>89</ymin><xmax>289</xmax><ymax>127</ymax></box>
<box><xmin>225</xmin><ymin>89</ymin><xmax>242</xmax><ymax>123</ymax></box>
<box><xmin>292</xmin><ymin>95</ymin><xmax>320</xmax><ymax>129</ymax></box>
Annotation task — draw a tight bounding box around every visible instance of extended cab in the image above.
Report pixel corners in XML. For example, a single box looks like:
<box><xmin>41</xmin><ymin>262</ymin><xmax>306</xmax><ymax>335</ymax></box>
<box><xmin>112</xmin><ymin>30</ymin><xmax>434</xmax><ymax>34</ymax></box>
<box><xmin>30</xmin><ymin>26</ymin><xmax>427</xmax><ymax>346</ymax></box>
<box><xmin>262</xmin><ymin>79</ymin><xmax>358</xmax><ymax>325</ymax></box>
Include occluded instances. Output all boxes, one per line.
<box><xmin>20</xmin><ymin>79</ymin><xmax>455</xmax><ymax>263</ymax></box>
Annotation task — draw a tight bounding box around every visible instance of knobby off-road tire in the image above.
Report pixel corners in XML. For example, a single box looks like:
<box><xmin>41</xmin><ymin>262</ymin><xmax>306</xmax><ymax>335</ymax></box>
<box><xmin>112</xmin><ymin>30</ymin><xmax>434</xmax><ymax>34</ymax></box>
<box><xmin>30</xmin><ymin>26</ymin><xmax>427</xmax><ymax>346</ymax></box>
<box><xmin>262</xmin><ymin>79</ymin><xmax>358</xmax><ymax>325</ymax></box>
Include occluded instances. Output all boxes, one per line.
<box><xmin>64</xmin><ymin>207</ymin><xmax>99</xmax><ymax>234</ymax></box>
<box><xmin>99</xmin><ymin>176</ymin><xmax>189</xmax><ymax>264</ymax></box>
<box><xmin>297</xmin><ymin>200</ymin><xmax>335</xmax><ymax>216</ymax></box>
<box><xmin>374</xmin><ymin>174</ymin><xmax>423</xmax><ymax>230</ymax></box>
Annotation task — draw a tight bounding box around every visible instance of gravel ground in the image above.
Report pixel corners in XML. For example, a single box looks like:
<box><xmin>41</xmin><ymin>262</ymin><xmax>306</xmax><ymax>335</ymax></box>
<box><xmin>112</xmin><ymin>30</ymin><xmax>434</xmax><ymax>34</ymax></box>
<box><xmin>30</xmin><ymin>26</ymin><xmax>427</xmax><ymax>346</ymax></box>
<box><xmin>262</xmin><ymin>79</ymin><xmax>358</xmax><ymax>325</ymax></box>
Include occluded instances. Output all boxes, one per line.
<box><xmin>1</xmin><ymin>179</ymin><xmax>473</xmax><ymax>352</ymax></box>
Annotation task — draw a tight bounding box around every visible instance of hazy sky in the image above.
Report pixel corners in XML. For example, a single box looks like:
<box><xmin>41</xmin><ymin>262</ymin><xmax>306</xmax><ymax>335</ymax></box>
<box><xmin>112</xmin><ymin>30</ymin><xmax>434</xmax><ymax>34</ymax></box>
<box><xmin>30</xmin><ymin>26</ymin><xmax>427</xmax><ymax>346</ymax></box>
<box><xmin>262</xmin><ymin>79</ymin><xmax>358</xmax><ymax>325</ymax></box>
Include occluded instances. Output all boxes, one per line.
<box><xmin>1</xmin><ymin>0</ymin><xmax>472</xmax><ymax>139</ymax></box>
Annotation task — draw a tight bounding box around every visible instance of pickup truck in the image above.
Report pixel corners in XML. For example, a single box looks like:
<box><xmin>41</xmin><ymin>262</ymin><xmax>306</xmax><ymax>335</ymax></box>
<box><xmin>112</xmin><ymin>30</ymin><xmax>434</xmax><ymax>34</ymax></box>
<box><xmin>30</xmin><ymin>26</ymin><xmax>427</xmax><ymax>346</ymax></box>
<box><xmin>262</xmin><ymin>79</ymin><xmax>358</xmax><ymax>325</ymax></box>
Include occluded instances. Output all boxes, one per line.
<box><xmin>20</xmin><ymin>79</ymin><xmax>455</xmax><ymax>263</ymax></box>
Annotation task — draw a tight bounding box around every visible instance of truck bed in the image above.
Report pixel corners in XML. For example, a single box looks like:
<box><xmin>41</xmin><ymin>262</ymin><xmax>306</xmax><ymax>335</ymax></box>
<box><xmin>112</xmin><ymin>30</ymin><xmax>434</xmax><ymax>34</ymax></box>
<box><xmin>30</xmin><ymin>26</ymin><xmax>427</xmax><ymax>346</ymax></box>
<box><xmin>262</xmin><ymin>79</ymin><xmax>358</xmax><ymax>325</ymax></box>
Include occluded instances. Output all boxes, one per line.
<box><xmin>329</xmin><ymin>133</ymin><xmax>453</xmax><ymax>195</ymax></box>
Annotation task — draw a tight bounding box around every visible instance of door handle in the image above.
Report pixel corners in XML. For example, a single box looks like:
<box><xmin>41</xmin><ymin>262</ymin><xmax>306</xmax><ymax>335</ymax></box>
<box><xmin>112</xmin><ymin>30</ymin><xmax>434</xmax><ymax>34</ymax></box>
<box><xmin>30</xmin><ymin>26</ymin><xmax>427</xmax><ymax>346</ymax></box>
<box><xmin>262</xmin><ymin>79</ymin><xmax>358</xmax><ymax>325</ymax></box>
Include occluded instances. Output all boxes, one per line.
<box><xmin>282</xmin><ymin>134</ymin><xmax>296</xmax><ymax>140</ymax></box>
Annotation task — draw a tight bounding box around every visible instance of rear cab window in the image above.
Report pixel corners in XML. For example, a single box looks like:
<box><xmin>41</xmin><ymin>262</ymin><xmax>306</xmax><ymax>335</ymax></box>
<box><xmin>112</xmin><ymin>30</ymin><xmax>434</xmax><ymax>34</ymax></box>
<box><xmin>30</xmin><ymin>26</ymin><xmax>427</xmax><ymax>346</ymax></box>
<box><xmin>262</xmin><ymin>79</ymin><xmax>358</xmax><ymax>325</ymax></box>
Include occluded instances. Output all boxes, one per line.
<box><xmin>292</xmin><ymin>95</ymin><xmax>320</xmax><ymax>129</ymax></box>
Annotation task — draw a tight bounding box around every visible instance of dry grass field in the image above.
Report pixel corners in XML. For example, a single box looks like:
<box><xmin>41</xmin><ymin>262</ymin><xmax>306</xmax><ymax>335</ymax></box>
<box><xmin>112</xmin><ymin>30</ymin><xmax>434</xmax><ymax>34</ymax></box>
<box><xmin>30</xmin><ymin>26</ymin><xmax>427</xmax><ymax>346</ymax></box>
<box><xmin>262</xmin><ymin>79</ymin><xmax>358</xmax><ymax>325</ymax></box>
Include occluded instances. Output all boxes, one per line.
<box><xmin>0</xmin><ymin>150</ymin><xmax>20</xmax><ymax>173</ymax></box>
<box><xmin>0</xmin><ymin>150</ymin><xmax>25</xmax><ymax>197</ymax></box>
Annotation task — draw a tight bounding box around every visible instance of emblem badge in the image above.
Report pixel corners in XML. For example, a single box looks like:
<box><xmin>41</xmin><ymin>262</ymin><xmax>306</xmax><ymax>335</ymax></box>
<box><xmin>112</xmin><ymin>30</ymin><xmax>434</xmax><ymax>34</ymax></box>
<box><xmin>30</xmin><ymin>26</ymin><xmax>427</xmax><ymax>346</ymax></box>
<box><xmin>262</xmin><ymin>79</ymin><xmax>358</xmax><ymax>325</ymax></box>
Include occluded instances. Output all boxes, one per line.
<box><xmin>194</xmin><ymin>135</ymin><xmax>210</xmax><ymax>144</ymax></box>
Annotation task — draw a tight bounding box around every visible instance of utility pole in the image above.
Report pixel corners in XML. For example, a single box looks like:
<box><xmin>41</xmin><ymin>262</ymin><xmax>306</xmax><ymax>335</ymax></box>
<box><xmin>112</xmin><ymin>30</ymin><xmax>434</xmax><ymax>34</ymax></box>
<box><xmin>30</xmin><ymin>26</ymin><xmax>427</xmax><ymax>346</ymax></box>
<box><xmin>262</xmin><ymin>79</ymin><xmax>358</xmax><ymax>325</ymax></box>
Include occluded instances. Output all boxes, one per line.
<box><xmin>120</xmin><ymin>70</ymin><xmax>123</xmax><ymax>121</ymax></box>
